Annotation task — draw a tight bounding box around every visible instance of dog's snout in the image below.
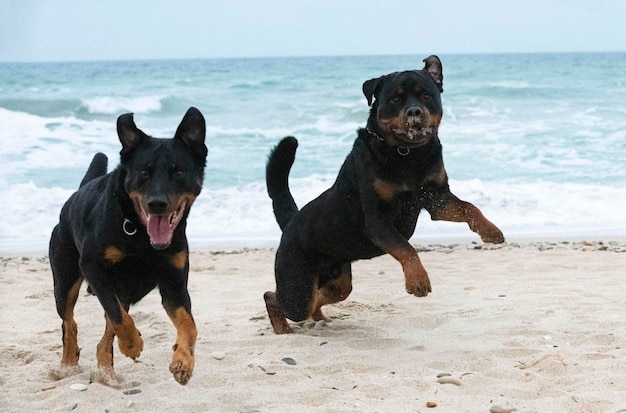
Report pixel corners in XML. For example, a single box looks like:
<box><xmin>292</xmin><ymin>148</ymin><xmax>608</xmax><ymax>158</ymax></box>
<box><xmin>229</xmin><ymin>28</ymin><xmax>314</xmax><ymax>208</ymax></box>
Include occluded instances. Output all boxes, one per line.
<box><xmin>147</xmin><ymin>196</ymin><xmax>168</xmax><ymax>213</ymax></box>
<box><xmin>406</xmin><ymin>106</ymin><xmax>423</xmax><ymax>118</ymax></box>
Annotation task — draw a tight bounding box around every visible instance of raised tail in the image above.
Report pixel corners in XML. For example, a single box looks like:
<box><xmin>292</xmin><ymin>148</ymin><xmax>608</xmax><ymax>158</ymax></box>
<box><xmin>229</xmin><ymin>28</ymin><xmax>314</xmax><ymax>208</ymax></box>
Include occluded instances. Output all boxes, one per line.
<box><xmin>266</xmin><ymin>137</ymin><xmax>299</xmax><ymax>231</ymax></box>
<box><xmin>79</xmin><ymin>152</ymin><xmax>108</xmax><ymax>188</ymax></box>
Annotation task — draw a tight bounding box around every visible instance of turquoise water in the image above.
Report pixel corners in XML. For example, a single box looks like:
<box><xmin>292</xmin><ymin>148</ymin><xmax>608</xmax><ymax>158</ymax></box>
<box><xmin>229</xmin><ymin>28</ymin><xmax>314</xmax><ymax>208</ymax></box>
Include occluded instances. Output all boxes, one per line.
<box><xmin>1</xmin><ymin>53</ymin><xmax>625</xmax><ymax>250</ymax></box>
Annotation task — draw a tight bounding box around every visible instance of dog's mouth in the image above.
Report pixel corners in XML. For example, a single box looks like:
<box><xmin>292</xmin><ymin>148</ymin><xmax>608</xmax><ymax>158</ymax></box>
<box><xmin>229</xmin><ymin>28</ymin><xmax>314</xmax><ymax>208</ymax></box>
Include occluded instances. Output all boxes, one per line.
<box><xmin>139</xmin><ymin>201</ymin><xmax>187</xmax><ymax>250</ymax></box>
<box><xmin>393</xmin><ymin>127</ymin><xmax>433</xmax><ymax>146</ymax></box>
<box><xmin>391</xmin><ymin>116</ymin><xmax>435</xmax><ymax>147</ymax></box>
<box><xmin>392</xmin><ymin>126</ymin><xmax>434</xmax><ymax>147</ymax></box>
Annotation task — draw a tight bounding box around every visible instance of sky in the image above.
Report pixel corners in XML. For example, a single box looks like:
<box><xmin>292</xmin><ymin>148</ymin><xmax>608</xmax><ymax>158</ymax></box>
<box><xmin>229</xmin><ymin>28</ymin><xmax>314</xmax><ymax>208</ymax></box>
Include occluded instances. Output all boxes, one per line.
<box><xmin>1</xmin><ymin>0</ymin><xmax>625</xmax><ymax>62</ymax></box>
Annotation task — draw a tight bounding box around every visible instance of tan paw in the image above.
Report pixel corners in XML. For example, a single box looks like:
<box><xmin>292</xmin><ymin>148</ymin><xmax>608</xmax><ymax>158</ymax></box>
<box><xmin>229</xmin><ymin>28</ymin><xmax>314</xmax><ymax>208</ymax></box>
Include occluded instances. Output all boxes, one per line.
<box><xmin>479</xmin><ymin>225</ymin><xmax>505</xmax><ymax>244</ymax></box>
<box><xmin>169</xmin><ymin>344</ymin><xmax>194</xmax><ymax>385</ymax></box>
<box><xmin>405</xmin><ymin>270</ymin><xmax>432</xmax><ymax>297</ymax></box>
<box><xmin>118</xmin><ymin>329</ymin><xmax>143</xmax><ymax>360</ymax></box>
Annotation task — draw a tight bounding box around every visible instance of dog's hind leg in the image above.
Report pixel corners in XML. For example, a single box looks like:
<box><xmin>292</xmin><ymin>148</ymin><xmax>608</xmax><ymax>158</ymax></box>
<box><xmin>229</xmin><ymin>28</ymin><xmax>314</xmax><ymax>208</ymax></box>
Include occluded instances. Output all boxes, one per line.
<box><xmin>265</xmin><ymin>247</ymin><xmax>318</xmax><ymax>334</ymax></box>
<box><xmin>263</xmin><ymin>291</ymin><xmax>292</xmax><ymax>334</ymax></box>
<box><xmin>50</xmin><ymin>235</ymin><xmax>83</xmax><ymax>366</ymax></box>
<box><xmin>96</xmin><ymin>315</ymin><xmax>116</xmax><ymax>375</ymax></box>
<box><xmin>57</xmin><ymin>278</ymin><xmax>83</xmax><ymax>366</ymax></box>
<box><xmin>312</xmin><ymin>263</ymin><xmax>353</xmax><ymax>322</ymax></box>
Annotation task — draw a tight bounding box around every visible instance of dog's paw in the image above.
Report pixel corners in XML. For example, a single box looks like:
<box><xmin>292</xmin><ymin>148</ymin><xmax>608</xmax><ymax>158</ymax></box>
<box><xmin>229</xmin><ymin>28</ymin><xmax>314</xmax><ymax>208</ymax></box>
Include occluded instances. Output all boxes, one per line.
<box><xmin>403</xmin><ymin>261</ymin><xmax>432</xmax><ymax>297</ymax></box>
<box><xmin>405</xmin><ymin>271</ymin><xmax>432</xmax><ymax>297</ymax></box>
<box><xmin>169</xmin><ymin>344</ymin><xmax>194</xmax><ymax>385</ymax></box>
<box><xmin>480</xmin><ymin>226</ymin><xmax>505</xmax><ymax>244</ymax></box>
<box><xmin>406</xmin><ymin>281</ymin><xmax>432</xmax><ymax>297</ymax></box>
<box><xmin>405</xmin><ymin>274</ymin><xmax>432</xmax><ymax>297</ymax></box>
<box><xmin>118</xmin><ymin>329</ymin><xmax>144</xmax><ymax>360</ymax></box>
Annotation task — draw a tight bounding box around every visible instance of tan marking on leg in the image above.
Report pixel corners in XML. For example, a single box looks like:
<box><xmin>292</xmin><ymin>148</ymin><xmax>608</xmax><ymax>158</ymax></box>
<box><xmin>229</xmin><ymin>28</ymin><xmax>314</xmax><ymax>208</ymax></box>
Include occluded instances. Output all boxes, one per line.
<box><xmin>61</xmin><ymin>278</ymin><xmax>83</xmax><ymax>366</ymax></box>
<box><xmin>96</xmin><ymin>316</ymin><xmax>116</xmax><ymax>376</ymax></box>
<box><xmin>104</xmin><ymin>246</ymin><xmax>125</xmax><ymax>264</ymax></box>
<box><xmin>170</xmin><ymin>251</ymin><xmax>188</xmax><ymax>270</ymax></box>
<box><xmin>401</xmin><ymin>254</ymin><xmax>431</xmax><ymax>297</ymax></box>
<box><xmin>386</xmin><ymin>245</ymin><xmax>431</xmax><ymax>297</ymax></box>
<box><xmin>109</xmin><ymin>304</ymin><xmax>143</xmax><ymax>360</ymax></box>
<box><xmin>264</xmin><ymin>291</ymin><xmax>292</xmax><ymax>334</ymax></box>
<box><xmin>430</xmin><ymin>198</ymin><xmax>505</xmax><ymax>243</ymax></box>
<box><xmin>165</xmin><ymin>307</ymin><xmax>197</xmax><ymax>385</ymax></box>
<box><xmin>311</xmin><ymin>270</ymin><xmax>353</xmax><ymax>322</ymax></box>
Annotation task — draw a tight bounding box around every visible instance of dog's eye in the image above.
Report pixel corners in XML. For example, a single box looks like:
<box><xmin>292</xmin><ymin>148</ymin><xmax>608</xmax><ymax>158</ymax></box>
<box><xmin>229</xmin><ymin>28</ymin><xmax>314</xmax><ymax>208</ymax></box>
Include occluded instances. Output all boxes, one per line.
<box><xmin>139</xmin><ymin>168</ymin><xmax>149</xmax><ymax>178</ymax></box>
<box><xmin>391</xmin><ymin>96</ymin><xmax>401</xmax><ymax>104</ymax></box>
<box><xmin>173</xmin><ymin>169</ymin><xmax>185</xmax><ymax>179</ymax></box>
<box><xmin>422</xmin><ymin>93</ymin><xmax>431</xmax><ymax>101</ymax></box>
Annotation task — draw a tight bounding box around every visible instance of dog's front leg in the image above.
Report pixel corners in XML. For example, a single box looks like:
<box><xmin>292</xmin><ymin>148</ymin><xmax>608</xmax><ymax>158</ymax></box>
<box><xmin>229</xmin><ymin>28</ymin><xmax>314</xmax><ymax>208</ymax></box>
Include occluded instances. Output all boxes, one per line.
<box><xmin>160</xmin><ymin>261</ymin><xmax>196</xmax><ymax>385</ymax></box>
<box><xmin>87</xmin><ymin>273</ymin><xmax>144</xmax><ymax>362</ymax></box>
<box><xmin>429</xmin><ymin>194</ymin><xmax>505</xmax><ymax>244</ymax></box>
<box><xmin>164</xmin><ymin>305</ymin><xmax>196</xmax><ymax>385</ymax></box>
<box><xmin>364</xmin><ymin>213</ymin><xmax>431</xmax><ymax>297</ymax></box>
<box><xmin>389</xmin><ymin>242</ymin><xmax>432</xmax><ymax>297</ymax></box>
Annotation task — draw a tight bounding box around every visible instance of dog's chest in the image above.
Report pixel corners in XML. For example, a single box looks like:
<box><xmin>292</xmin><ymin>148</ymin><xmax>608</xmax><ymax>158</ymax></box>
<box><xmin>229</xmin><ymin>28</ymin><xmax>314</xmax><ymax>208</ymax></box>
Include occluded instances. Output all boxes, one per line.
<box><xmin>373</xmin><ymin>178</ymin><xmax>415</xmax><ymax>202</ymax></box>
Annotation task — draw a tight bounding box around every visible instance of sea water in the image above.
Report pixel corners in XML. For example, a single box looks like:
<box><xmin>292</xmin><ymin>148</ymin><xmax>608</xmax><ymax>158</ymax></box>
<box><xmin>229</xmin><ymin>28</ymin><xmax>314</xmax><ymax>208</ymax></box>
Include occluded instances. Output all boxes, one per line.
<box><xmin>1</xmin><ymin>53</ymin><xmax>625</xmax><ymax>252</ymax></box>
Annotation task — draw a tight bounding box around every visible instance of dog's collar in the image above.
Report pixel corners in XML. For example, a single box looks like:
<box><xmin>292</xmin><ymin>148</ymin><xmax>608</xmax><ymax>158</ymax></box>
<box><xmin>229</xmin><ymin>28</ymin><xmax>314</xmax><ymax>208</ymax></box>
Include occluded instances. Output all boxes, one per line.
<box><xmin>366</xmin><ymin>127</ymin><xmax>411</xmax><ymax>157</ymax></box>
<box><xmin>366</xmin><ymin>127</ymin><xmax>384</xmax><ymax>142</ymax></box>
<box><xmin>112</xmin><ymin>190</ymin><xmax>139</xmax><ymax>236</ymax></box>
<box><xmin>123</xmin><ymin>218</ymin><xmax>137</xmax><ymax>236</ymax></box>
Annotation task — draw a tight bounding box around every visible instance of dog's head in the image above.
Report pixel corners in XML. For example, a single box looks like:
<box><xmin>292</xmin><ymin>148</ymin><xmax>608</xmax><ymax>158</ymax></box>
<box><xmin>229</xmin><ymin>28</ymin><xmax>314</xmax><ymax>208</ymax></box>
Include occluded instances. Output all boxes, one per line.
<box><xmin>117</xmin><ymin>107</ymin><xmax>207</xmax><ymax>250</ymax></box>
<box><xmin>363</xmin><ymin>55</ymin><xmax>443</xmax><ymax>148</ymax></box>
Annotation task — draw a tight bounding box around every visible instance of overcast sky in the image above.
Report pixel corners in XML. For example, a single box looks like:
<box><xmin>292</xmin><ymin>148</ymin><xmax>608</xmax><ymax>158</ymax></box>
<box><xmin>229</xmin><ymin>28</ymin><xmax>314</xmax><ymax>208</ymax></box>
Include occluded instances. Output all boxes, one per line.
<box><xmin>1</xmin><ymin>0</ymin><xmax>625</xmax><ymax>62</ymax></box>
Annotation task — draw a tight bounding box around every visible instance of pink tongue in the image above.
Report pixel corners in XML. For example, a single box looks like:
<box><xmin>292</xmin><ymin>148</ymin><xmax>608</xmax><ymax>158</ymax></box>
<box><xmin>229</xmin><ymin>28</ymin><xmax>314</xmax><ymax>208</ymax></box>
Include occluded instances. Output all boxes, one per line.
<box><xmin>146</xmin><ymin>214</ymin><xmax>173</xmax><ymax>247</ymax></box>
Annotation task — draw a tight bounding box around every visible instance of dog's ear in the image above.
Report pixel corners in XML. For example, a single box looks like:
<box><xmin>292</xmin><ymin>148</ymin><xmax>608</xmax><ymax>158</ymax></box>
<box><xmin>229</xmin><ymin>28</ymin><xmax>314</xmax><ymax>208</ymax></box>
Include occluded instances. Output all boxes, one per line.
<box><xmin>363</xmin><ymin>76</ymin><xmax>384</xmax><ymax>106</ymax></box>
<box><xmin>174</xmin><ymin>107</ymin><xmax>207</xmax><ymax>160</ymax></box>
<box><xmin>117</xmin><ymin>113</ymin><xmax>149</xmax><ymax>157</ymax></box>
<box><xmin>423</xmin><ymin>55</ymin><xmax>443</xmax><ymax>93</ymax></box>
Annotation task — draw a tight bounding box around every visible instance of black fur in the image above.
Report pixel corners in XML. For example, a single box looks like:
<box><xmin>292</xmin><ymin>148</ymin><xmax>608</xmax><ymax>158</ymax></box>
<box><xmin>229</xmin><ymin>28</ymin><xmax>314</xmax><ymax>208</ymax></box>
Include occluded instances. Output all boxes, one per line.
<box><xmin>50</xmin><ymin>107</ymin><xmax>207</xmax><ymax>384</ymax></box>
<box><xmin>264</xmin><ymin>56</ymin><xmax>504</xmax><ymax>334</ymax></box>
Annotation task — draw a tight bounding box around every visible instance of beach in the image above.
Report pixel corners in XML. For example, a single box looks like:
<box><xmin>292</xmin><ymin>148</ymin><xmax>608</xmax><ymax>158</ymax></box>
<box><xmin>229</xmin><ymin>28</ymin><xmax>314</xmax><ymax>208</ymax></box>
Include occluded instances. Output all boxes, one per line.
<box><xmin>1</xmin><ymin>238</ymin><xmax>626</xmax><ymax>413</ymax></box>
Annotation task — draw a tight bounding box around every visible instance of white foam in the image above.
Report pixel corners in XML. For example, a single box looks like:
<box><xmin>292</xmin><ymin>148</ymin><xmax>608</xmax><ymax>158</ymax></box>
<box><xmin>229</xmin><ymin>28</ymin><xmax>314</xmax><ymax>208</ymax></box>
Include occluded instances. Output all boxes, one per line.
<box><xmin>81</xmin><ymin>96</ymin><xmax>163</xmax><ymax>115</ymax></box>
<box><xmin>0</xmin><ymin>108</ymin><xmax>118</xmax><ymax>180</ymax></box>
<box><xmin>3</xmin><ymin>169</ymin><xmax>625</xmax><ymax>253</ymax></box>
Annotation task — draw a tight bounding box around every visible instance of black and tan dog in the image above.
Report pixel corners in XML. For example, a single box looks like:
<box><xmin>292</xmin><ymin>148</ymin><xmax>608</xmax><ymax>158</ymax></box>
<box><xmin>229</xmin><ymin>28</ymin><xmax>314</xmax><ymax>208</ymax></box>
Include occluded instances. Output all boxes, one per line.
<box><xmin>264</xmin><ymin>56</ymin><xmax>504</xmax><ymax>334</ymax></box>
<box><xmin>49</xmin><ymin>107</ymin><xmax>207</xmax><ymax>384</ymax></box>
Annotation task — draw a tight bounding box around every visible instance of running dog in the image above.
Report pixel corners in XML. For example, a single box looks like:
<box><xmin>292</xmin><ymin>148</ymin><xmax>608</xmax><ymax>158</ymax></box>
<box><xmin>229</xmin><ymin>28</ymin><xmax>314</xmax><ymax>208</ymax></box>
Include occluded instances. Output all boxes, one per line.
<box><xmin>264</xmin><ymin>56</ymin><xmax>504</xmax><ymax>334</ymax></box>
<box><xmin>50</xmin><ymin>107</ymin><xmax>207</xmax><ymax>384</ymax></box>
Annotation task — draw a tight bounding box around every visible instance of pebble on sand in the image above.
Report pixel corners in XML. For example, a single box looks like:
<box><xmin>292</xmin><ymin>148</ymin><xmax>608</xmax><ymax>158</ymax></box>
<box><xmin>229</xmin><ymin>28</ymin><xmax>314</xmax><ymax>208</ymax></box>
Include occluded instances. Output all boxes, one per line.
<box><xmin>436</xmin><ymin>376</ymin><xmax>462</xmax><ymax>386</ymax></box>
<box><xmin>211</xmin><ymin>351</ymin><xmax>226</xmax><ymax>360</ymax></box>
<box><xmin>69</xmin><ymin>383</ymin><xmax>88</xmax><ymax>391</ymax></box>
<box><xmin>281</xmin><ymin>357</ymin><xmax>297</xmax><ymax>365</ymax></box>
<box><xmin>490</xmin><ymin>406</ymin><xmax>517</xmax><ymax>413</ymax></box>
<box><xmin>314</xmin><ymin>320</ymin><xmax>326</xmax><ymax>330</ymax></box>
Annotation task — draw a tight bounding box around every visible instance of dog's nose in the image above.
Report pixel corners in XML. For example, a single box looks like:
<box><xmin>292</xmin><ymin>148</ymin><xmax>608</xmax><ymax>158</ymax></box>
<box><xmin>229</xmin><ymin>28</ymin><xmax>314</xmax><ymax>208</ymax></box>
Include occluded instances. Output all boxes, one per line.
<box><xmin>406</xmin><ymin>106</ymin><xmax>423</xmax><ymax>117</ymax></box>
<box><xmin>147</xmin><ymin>196</ymin><xmax>168</xmax><ymax>214</ymax></box>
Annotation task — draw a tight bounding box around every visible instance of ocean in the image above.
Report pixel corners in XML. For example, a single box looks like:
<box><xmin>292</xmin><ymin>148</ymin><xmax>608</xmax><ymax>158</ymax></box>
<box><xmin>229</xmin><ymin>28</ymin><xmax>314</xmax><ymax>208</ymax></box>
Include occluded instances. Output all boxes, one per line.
<box><xmin>1</xmin><ymin>53</ymin><xmax>625</xmax><ymax>252</ymax></box>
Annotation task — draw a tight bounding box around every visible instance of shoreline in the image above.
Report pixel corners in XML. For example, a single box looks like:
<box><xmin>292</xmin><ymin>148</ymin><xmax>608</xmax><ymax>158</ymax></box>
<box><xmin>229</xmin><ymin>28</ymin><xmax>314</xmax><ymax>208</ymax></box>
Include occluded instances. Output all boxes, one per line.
<box><xmin>3</xmin><ymin>231</ymin><xmax>626</xmax><ymax>257</ymax></box>
<box><xmin>0</xmin><ymin>235</ymin><xmax>626</xmax><ymax>258</ymax></box>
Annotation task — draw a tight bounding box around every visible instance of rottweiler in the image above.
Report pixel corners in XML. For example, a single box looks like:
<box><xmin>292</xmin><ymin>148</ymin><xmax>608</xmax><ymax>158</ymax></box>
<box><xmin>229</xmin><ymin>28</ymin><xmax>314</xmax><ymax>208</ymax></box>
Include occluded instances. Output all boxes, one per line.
<box><xmin>49</xmin><ymin>107</ymin><xmax>207</xmax><ymax>385</ymax></box>
<box><xmin>264</xmin><ymin>55</ymin><xmax>505</xmax><ymax>334</ymax></box>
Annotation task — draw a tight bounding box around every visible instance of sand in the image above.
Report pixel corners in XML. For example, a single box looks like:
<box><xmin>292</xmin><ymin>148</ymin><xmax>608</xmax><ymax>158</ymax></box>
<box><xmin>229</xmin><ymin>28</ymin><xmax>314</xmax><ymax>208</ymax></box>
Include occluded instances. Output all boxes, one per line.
<box><xmin>1</xmin><ymin>239</ymin><xmax>626</xmax><ymax>413</ymax></box>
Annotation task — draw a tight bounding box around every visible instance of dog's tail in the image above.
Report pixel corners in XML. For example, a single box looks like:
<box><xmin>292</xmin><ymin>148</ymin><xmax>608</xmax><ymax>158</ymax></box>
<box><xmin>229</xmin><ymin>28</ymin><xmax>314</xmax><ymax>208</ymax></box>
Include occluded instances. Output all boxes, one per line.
<box><xmin>266</xmin><ymin>137</ymin><xmax>299</xmax><ymax>231</ymax></box>
<box><xmin>79</xmin><ymin>152</ymin><xmax>108</xmax><ymax>188</ymax></box>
